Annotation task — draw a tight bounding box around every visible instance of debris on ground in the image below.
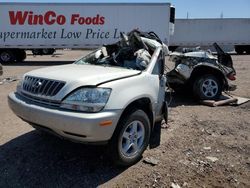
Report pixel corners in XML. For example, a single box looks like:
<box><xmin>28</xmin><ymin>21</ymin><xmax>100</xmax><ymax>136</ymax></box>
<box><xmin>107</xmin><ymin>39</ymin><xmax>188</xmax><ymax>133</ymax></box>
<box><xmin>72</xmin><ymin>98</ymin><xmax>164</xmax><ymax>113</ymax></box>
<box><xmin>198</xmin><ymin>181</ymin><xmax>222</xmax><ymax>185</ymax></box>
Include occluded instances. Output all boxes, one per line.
<box><xmin>143</xmin><ymin>157</ymin><xmax>160</xmax><ymax>166</ymax></box>
<box><xmin>201</xmin><ymin>97</ymin><xmax>238</xmax><ymax>107</ymax></box>
<box><xmin>0</xmin><ymin>76</ymin><xmax>19</xmax><ymax>85</ymax></box>
<box><xmin>171</xmin><ymin>182</ymin><xmax>181</xmax><ymax>188</ymax></box>
<box><xmin>206</xmin><ymin>156</ymin><xmax>219</xmax><ymax>162</ymax></box>
<box><xmin>231</xmin><ymin>95</ymin><xmax>250</xmax><ymax>105</ymax></box>
<box><xmin>151</xmin><ymin>172</ymin><xmax>163</xmax><ymax>187</ymax></box>
<box><xmin>200</xmin><ymin>92</ymin><xmax>250</xmax><ymax>107</ymax></box>
<box><xmin>183</xmin><ymin>148</ymin><xmax>193</xmax><ymax>156</ymax></box>
<box><xmin>183</xmin><ymin>182</ymin><xmax>188</xmax><ymax>187</ymax></box>
<box><xmin>161</xmin><ymin>120</ymin><xmax>170</xmax><ymax>129</ymax></box>
<box><xmin>203</xmin><ymin>146</ymin><xmax>211</xmax><ymax>150</ymax></box>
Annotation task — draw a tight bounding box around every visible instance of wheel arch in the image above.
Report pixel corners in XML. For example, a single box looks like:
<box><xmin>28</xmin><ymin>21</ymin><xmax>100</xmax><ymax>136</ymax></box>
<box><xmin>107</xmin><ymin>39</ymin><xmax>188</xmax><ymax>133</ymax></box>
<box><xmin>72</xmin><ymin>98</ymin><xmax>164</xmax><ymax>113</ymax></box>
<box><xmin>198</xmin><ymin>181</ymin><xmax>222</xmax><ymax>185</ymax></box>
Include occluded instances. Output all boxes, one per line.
<box><xmin>189</xmin><ymin>65</ymin><xmax>227</xmax><ymax>89</ymax></box>
<box><xmin>117</xmin><ymin>97</ymin><xmax>154</xmax><ymax>132</ymax></box>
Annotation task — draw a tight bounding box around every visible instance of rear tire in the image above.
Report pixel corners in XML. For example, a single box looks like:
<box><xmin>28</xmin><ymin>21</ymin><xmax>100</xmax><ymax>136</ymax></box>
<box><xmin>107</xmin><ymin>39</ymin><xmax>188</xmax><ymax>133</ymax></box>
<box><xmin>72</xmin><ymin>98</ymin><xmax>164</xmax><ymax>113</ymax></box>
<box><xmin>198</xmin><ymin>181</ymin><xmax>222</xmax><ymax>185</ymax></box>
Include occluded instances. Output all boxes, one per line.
<box><xmin>193</xmin><ymin>74</ymin><xmax>222</xmax><ymax>100</ymax></box>
<box><xmin>109</xmin><ymin>109</ymin><xmax>151</xmax><ymax>166</ymax></box>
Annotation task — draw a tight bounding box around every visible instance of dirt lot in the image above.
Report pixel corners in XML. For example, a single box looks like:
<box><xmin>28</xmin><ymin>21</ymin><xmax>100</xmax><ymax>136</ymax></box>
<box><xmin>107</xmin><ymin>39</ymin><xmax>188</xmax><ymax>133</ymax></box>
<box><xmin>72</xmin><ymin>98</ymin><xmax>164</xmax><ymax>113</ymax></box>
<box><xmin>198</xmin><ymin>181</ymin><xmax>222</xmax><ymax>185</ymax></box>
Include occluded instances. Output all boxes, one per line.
<box><xmin>0</xmin><ymin>51</ymin><xmax>249</xmax><ymax>188</ymax></box>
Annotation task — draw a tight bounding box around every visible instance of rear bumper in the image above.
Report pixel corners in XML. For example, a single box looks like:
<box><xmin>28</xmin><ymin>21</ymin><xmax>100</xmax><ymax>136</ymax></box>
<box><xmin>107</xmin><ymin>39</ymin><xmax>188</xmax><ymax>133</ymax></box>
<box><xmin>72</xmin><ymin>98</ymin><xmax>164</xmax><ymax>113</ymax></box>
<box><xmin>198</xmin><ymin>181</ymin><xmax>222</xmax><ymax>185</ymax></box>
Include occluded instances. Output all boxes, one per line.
<box><xmin>8</xmin><ymin>92</ymin><xmax>122</xmax><ymax>143</ymax></box>
<box><xmin>227</xmin><ymin>83</ymin><xmax>237</xmax><ymax>91</ymax></box>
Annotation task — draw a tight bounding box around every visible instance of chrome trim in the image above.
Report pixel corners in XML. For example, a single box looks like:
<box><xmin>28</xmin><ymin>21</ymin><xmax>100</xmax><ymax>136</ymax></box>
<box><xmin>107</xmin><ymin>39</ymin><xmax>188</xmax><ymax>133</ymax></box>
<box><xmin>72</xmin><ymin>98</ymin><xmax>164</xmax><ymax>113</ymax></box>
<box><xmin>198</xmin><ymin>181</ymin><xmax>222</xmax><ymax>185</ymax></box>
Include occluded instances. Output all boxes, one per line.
<box><xmin>20</xmin><ymin>92</ymin><xmax>61</xmax><ymax>108</ymax></box>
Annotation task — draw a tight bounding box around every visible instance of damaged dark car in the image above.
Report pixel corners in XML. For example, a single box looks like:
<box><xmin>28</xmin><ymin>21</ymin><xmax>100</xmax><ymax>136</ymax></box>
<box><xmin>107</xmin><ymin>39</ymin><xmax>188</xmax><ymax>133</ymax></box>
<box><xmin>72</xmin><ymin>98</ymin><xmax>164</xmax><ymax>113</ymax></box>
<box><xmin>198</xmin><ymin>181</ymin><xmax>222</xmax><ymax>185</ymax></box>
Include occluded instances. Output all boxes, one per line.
<box><xmin>166</xmin><ymin>43</ymin><xmax>236</xmax><ymax>100</ymax></box>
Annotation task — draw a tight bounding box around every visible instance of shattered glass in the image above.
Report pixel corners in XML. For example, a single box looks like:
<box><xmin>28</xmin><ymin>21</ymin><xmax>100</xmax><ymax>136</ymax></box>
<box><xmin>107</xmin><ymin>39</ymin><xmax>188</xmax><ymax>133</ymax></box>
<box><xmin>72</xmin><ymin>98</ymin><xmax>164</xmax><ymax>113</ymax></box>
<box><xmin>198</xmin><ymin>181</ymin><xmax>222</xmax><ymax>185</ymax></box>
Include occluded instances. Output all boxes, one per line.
<box><xmin>75</xmin><ymin>30</ymin><xmax>165</xmax><ymax>71</ymax></box>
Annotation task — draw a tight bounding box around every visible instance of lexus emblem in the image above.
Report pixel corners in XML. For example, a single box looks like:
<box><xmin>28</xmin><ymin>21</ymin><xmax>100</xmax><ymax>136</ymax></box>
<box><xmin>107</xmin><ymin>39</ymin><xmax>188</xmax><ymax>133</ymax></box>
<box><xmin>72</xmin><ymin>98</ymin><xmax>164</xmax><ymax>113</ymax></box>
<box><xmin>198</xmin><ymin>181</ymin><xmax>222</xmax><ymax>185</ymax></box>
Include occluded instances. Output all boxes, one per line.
<box><xmin>32</xmin><ymin>80</ymin><xmax>42</xmax><ymax>88</ymax></box>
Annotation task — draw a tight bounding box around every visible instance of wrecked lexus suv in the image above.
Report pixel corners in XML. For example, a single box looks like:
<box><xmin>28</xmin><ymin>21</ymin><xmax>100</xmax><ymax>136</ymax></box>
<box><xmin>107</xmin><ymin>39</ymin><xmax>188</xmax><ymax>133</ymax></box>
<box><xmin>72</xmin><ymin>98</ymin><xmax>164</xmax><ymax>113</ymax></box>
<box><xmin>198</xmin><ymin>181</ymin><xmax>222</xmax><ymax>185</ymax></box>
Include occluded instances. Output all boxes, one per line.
<box><xmin>8</xmin><ymin>30</ymin><xmax>168</xmax><ymax>166</ymax></box>
<box><xmin>166</xmin><ymin>43</ymin><xmax>236</xmax><ymax>100</ymax></box>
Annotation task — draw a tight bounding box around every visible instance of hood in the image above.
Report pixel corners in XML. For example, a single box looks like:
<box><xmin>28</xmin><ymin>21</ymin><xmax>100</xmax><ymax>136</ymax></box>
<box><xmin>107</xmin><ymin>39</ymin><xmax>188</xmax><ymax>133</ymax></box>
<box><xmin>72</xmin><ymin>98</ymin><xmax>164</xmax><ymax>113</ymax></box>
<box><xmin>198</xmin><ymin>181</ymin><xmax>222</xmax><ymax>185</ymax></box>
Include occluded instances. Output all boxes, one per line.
<box><xmin>26</xmin><ymin>64</ymin><xmax>140</xmax><ymax>86</ymax></box>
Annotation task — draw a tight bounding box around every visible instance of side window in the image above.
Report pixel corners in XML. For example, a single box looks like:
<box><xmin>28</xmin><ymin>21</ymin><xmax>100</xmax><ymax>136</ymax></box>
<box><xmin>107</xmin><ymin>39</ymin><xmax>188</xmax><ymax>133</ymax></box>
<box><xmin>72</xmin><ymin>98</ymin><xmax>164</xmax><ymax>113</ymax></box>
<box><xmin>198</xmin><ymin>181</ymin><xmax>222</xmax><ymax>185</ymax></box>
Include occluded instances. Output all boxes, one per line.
<box><xmin>152</xmin><ymin>51</ymin><xmax>164</xmax><ymax>76</ymax></box>
<box><xmin>152</xmin><ymin>61</ymin><xmax>160</xmax><ymax>75</ymax></box>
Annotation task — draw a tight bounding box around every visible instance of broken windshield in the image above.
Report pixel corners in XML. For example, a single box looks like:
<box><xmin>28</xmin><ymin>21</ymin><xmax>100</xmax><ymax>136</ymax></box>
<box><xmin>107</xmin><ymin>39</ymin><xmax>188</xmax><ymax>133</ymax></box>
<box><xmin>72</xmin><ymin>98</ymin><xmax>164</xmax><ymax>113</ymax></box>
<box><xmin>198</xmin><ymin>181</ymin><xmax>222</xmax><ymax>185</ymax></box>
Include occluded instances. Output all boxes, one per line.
<box><xmin>74</xmin><ymin>30</ymin><xmax>167</xmax><ymax>71</ymax></box>
<box><xmin>75</xmin><ymin>45</ymin><xmax>152</xmax><ymax>71</ymax></box>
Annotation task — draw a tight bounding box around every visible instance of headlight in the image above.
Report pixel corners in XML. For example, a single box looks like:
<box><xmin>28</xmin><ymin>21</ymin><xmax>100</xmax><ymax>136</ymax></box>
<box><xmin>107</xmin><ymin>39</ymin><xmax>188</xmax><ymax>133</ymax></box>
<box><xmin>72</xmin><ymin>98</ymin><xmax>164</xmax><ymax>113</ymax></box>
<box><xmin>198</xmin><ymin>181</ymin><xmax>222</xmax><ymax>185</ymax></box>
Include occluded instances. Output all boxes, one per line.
<box><xmin>60</xmin><ymin>87</ymin><xmax>111</xmax><ymax>112</ymax></box>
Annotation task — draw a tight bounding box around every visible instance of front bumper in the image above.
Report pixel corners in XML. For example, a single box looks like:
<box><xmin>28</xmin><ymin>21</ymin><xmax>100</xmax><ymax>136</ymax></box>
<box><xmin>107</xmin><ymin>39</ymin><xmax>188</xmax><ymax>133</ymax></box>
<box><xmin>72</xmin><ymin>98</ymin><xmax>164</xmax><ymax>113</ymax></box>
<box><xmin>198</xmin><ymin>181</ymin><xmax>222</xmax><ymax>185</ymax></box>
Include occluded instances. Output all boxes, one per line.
<box><xmin>8</xmin><ymin>92</ymin><xmax>122</xmax><ymax>143</ymax></box>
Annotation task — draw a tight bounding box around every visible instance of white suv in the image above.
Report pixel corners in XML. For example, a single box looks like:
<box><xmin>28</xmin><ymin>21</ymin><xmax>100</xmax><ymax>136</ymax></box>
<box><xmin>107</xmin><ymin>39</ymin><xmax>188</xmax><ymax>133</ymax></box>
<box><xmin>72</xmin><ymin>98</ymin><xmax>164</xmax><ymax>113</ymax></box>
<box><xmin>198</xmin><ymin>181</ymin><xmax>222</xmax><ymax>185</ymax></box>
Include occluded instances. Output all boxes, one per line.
<box><xmin>8</xmin><ymin>30</ymin><xmax>168</xmax><ymax>166</ymax></box>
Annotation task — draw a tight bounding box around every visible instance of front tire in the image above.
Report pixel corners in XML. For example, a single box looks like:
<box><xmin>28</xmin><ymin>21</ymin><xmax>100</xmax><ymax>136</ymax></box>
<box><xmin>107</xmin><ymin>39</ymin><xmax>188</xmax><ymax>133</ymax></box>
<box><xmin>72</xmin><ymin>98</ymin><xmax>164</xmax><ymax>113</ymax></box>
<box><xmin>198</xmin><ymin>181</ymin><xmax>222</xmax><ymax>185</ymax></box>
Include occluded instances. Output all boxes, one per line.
<box><xmin>110</xmin><ymin>109</ymin><xmax>151</xmax><ymax>166</ymax></box>
<box><xmin>193</xmin><ymin>74</ymin><xmax>222</xmax><ymax>100</ymax></box>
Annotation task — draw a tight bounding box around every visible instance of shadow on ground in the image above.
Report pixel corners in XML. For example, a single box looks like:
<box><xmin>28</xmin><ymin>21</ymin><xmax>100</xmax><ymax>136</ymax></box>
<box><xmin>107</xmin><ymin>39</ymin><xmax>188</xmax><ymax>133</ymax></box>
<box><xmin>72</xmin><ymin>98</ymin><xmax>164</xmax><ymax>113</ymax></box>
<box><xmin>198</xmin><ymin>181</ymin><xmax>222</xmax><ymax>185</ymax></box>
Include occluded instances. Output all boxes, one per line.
<box><xmin>167</xmin><ymin>91</ymin><xmax>198</xmax><ymax>107</ymax></box>
<box><xmin>0</xmin><ymin>131</ymin><xmax>125</xmax><ymax>187</ymax></box>
<box><xmin>26</xmin><ymin>53</ymin><xmax>64</xmax><ymax>57</ymax></box>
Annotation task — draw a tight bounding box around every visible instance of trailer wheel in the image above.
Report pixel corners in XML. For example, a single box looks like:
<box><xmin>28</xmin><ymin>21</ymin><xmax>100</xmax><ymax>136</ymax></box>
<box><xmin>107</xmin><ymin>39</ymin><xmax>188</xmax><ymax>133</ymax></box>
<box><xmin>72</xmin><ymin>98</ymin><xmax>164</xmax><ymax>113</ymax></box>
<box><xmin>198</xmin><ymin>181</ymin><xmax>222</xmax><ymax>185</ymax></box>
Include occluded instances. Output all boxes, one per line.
<box><xmin>0</xmin><ymin>50</ymin><xmax>14</xmax><ymax>63</ymax></box>
<box><xmin>16</xmin><ymin>50</ymin><xmax>27</xmax><ymax>62</ymax></box>
<box><xmin>49</xmin><ymin>49</ymin><xmax>56</xmax><ymax>55</ymax></box>
<box><xmin>42</xmin><ymin>48</ymin><xmax>55</xmax><ymax>55</ymax></box>
<box><xmin>235</xmin><ymin>49</ymin><xmax>244</xmax><ymax>55</ymax></box>
<box><xmin>32</xmin><ymin>49</ymin><xmax>42</xmax><ymax>55</ymax></box>
<box><xmin>235</xmin><ymin>46</ymin><xmax>244</xmax><ymax>55</ymax></box>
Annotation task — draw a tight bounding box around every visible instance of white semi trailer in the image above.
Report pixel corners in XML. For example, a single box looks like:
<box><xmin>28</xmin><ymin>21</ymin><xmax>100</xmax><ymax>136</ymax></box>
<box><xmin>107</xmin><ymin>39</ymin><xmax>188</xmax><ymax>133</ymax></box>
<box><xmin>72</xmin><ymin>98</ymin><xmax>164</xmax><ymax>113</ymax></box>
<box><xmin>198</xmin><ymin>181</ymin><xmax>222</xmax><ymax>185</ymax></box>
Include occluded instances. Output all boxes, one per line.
<box><xmin>0</xmin><ymin>2</ymin><xmax>175</xmax><ymax>63</ymax></box>
<box><xmin>169</xmin><ymin>18</ymin><xmax>250</xmax><ymax>54</ymax></box>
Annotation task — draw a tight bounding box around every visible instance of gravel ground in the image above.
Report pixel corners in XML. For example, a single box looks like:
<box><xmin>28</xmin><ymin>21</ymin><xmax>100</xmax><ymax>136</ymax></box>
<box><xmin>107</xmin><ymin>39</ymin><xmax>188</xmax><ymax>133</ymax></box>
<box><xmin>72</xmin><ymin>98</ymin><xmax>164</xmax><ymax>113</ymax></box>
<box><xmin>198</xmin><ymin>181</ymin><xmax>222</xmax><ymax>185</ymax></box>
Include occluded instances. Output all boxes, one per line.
<box><xmin>0</xmin><ymin>51</ymin><xmax>249</xmax><ymax>188</ymax></box>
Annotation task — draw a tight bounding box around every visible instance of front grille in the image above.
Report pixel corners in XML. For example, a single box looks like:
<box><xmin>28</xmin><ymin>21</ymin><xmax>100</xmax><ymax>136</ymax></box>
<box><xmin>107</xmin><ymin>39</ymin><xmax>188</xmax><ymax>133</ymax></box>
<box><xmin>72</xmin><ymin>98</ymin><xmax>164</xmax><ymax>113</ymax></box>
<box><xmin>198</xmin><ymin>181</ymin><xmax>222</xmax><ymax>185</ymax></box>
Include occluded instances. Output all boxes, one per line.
<box><xmin>22</xmin><ymin>76</ymin><xmax>65</xmax><ymax>97</ymax></box>
<box><xmin>21</xmin><ymin>92</ymin><xmax>61</xmax><ymax>107</ymax></box>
